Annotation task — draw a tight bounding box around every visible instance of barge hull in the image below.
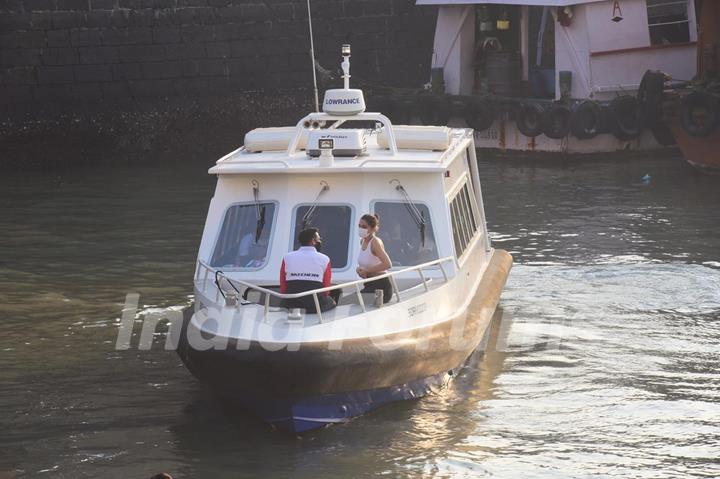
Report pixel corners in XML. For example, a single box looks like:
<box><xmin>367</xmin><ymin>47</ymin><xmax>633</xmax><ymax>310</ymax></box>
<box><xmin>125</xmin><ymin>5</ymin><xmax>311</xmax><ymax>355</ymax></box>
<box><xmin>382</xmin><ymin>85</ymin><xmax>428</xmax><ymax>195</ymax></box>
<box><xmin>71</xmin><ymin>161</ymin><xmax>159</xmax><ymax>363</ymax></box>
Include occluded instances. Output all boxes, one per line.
<box><xmin>670</xmin><ymin>125</ymin><xmax>720</xmax><ymax>173</ymax></box>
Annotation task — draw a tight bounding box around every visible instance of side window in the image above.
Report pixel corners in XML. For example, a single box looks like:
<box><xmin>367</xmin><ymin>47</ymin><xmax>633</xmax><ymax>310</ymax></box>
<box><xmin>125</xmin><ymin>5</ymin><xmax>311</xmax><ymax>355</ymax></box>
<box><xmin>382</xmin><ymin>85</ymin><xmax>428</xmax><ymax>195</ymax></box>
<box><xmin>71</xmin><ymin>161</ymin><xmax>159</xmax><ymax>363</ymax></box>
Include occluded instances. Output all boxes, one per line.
<box><xmin>293</xmin><ymin>205</ymin><xmax>351</xmax><ymax>269</ymax></box>
<box><xmin>647</xmin><ymin>0</ymin><xmax>690</xmax><ymax>45</ymax></box>
<box><xmin>211</xmin><ymin>203</ymin><xmax>276</xmax><ymax>269</ymax></box>
<box><xmin>450</xmin><ymin>181</ymin><xmax>480</xmax><ymax>258</ymax></box>
<box><xmin>374</xmin><ymin>202</ymin><xmax>439</xmax><ymax>267</ymax></box>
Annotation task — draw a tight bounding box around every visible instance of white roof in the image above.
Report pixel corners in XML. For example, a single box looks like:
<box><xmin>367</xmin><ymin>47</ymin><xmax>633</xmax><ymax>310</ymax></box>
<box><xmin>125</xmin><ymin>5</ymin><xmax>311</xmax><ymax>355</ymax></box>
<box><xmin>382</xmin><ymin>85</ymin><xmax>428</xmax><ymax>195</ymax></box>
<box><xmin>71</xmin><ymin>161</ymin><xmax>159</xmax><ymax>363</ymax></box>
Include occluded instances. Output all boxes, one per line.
<box><xmin>209</xmin><ymin>127</ymin><xmax>473</xmax><ymax>175</ymax></box>
<box><xmin>416</xmin><ymin>0</ymin><xmax>606</xmax><ymax>6</ymax></box>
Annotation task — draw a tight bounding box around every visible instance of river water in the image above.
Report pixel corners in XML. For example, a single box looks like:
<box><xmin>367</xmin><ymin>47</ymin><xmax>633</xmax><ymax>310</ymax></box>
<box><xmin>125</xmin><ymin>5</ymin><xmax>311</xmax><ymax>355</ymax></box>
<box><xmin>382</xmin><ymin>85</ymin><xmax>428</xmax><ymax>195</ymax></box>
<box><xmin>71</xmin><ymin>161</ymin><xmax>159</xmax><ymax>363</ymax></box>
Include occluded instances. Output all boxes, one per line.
<box><xmin>1</xmin><ymin>154</ymin><xmax>718</xmax><ymax>478</ymax></box>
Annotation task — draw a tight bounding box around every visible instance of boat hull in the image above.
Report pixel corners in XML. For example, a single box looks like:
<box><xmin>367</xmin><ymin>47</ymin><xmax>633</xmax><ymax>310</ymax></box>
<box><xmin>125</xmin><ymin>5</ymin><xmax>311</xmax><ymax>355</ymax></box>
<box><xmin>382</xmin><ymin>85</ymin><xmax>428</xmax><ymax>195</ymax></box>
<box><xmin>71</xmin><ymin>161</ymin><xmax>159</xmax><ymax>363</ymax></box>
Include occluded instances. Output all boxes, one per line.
<box><xmin>226</xmin><ymin>370</ymin><xmax>455</xmax><ymax>433</ymax></box>
<box><xmin>670</xmin><ymin>124</ymin><xmax>720</xmax><ymax>174</ymax></box>
<box><xmin>177</xmin><ymin>250</ymin><xmax>512</xmax><ymax>432</ymax></box>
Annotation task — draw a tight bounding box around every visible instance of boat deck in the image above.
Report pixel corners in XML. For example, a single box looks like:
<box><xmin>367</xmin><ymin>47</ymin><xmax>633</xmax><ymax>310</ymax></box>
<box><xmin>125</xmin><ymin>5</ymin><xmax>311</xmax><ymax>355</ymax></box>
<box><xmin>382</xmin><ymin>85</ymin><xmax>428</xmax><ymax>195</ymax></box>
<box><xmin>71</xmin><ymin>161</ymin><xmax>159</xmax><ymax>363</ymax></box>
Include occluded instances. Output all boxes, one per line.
<box><xmin>192</xmin><ymin>272</ymin><xmax>455</xmax><ymax>344</ymax></box>
<box><xmin>235</xmin><ymin>275</ymin><xmax>442</xmax><ymax>327</ymax></box>
<box><xmin>192</xmin><ymin>256</ymin><xmax>459</xmax><ymax>342</ymax></box>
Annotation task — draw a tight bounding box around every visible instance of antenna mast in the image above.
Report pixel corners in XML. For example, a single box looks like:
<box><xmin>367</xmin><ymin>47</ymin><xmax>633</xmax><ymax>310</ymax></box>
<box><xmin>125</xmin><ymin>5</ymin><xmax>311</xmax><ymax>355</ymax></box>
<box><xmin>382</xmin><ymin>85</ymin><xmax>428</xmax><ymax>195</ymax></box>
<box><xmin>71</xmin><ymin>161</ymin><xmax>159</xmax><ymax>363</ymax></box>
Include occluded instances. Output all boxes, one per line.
<box><xmin>306</xmin><ymin>0</ymin><xmax>320</xmax><ymax>112</ymax></box>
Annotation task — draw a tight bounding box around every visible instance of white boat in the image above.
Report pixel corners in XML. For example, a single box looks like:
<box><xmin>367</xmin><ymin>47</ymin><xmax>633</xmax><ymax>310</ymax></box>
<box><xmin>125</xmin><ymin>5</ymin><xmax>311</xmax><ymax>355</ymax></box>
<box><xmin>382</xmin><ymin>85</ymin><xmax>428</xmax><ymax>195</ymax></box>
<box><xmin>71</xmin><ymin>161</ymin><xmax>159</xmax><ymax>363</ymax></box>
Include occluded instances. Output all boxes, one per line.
<box><xmin>413</xmin><ymin>0</ymin><xmax>698</xmax><ymax>155</ymax></box>
<box><xmin>177</xmin><ymin>45</ymin><xmax>513</xmax><ymax>433</ymax></box>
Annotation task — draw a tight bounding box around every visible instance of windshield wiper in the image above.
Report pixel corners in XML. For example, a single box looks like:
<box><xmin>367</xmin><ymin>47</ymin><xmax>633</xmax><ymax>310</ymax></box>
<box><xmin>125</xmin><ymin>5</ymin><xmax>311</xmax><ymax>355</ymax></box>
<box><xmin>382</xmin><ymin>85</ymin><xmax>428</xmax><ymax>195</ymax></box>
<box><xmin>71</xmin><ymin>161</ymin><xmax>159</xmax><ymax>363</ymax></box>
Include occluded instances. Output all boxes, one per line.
<box><xmin>301</xmin><ymin>180</ymin><xmax>330</xmax><ymax>230</ymax></box>
<box><xmin>255</xmin><ymin>205</ymin><xmax>266</xmax><ymax>242</ymax></box>
<box><xmin>391</xmin><ymin>179</ymin><xmax>427</xmax><ymax>247</ymax></box>
<box><xmin>251</xmin><ymin>179</ymin><xmax>266</xmax><ymax>242</ymax></box>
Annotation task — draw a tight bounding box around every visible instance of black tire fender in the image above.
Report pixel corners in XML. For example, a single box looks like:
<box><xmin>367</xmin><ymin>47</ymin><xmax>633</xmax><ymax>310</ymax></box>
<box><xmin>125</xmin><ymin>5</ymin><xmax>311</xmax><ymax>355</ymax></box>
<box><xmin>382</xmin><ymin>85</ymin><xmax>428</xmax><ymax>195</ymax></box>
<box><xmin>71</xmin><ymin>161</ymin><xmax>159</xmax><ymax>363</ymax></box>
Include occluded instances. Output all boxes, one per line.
<box><xmin>637</xmin><ymin>70</ymin><xmax>666</xmax><ymax>124</ymax></box>
<box><xmin>570</xmin><ymin>100</ymin><xmax>601</xmax><ymax>140</ymax></box>
<box><xmin>463</xmin><ymin>99</ymin><xmax>495</xmax><ymax>132</ymax></box>
<box><xmin>514</xmin><ymin>102</ymin><xmax>544</xmax><ymax>138</ymax></box>
<box><xmin>541</xmin><ymin>104</ymin><xmax>572</xmax><ymax>140</ymax></box>
<box><xmin>610</xmin><ymin>95</ymin><xmax>642</xmax><ymax>141</ymax></box>
<box><xmin>680</xmin><ymin>91</ymin><xmax>719</xmax><ymax>138</ymax></box>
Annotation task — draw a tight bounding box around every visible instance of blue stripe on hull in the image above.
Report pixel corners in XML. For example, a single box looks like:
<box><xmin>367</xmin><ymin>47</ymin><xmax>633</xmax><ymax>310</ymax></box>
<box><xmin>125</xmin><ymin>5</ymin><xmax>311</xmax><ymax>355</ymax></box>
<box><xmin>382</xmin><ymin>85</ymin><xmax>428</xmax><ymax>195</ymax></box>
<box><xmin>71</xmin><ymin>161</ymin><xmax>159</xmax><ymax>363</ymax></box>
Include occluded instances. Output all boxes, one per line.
<box><xmin>235</xmin><ymin>371</ymin><xmax>454</xmax><ymax>434</ymax></box>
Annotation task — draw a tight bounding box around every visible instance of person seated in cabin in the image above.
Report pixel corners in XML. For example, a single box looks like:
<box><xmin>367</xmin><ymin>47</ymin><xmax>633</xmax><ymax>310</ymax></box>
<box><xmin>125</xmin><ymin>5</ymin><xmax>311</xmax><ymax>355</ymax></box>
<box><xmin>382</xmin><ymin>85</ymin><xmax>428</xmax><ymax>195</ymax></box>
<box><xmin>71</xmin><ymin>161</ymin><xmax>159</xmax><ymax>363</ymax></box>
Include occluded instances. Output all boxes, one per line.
<box><xmin>356</xmin><ymin>214</ymin><xmax>393</xmax><ymax>304</ymax></box>
<box><xmin>279</xmin><ymin>228</ymin><xmax>337</xmax><ymax>313</ymax></box>
<box><xmin>234</xmin><ymin>228</ymin><xmax>270</xmax><ymax>268</ymax></box>
<box><xmin>234</xmin><ymin>232</ymin><xmax>256</xmax><ymax>266</ymax></box>
<box><xmin>386</xmin><ymin>222</ymin><xmax>407</xmax><ymax>266</ymax></box>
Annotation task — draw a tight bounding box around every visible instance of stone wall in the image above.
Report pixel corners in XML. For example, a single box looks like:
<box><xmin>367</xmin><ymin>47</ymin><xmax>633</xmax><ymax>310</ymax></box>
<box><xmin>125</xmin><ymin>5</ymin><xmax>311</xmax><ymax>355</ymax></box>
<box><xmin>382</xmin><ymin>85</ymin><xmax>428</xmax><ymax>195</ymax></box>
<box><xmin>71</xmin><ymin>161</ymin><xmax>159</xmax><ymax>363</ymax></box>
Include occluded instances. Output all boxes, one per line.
<box><xmin>0</xmin><ymin>0</ymin><xmax>437</xmax><ymax>120</ymax></box>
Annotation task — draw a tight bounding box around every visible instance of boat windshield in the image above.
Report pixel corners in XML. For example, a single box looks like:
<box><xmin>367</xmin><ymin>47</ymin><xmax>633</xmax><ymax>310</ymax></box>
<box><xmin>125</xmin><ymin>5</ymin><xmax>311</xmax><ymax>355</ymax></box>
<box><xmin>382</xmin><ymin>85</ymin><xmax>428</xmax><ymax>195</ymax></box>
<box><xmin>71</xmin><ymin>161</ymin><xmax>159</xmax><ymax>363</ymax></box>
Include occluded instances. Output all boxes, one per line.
<box><xmin>210</xmin><ymin>202</ymin><xmax>276</xmax><ymax>269</ymax></box>
<box><xmin>293</xmin><ymin>205</ymin><xmax>352</xmax><ymax>269</ymax></box>
<box><xmin>374</xmin><ymin>201</ymin><xmax>438</xmax><ymax>267</ymax></box>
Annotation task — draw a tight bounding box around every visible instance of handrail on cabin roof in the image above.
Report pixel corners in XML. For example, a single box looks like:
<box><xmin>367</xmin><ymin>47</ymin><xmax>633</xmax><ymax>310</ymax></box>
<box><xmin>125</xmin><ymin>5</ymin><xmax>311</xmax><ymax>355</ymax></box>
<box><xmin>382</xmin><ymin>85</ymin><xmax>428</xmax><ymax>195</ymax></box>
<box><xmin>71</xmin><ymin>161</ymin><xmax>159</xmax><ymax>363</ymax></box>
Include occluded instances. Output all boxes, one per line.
<box><xmin>286</xmin><ymin>112</ymin><xmax>399</xmax><ymax>156</ymax></box>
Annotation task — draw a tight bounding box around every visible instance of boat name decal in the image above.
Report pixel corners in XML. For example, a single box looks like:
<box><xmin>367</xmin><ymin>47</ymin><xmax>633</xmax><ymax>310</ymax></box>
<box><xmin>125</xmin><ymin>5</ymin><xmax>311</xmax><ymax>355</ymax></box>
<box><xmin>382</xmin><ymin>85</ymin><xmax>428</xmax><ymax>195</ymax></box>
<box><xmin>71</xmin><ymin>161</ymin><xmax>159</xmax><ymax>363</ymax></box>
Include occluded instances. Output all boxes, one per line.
<box><xmin>407</xmin><ymin>303</ymin><xmax>427</xmax><ymax>318</ymax></box>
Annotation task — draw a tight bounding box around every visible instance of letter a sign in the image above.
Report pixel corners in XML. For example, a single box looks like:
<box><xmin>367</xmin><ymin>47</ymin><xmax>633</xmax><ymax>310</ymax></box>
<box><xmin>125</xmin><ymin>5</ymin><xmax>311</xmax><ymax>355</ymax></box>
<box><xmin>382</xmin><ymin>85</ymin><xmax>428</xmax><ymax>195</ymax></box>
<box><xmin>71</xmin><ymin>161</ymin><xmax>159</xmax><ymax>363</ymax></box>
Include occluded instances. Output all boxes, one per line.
<box><xmin>612</xmin><ymin>1</ymin><xmax>623</xmax><ymax>22</ymax></box>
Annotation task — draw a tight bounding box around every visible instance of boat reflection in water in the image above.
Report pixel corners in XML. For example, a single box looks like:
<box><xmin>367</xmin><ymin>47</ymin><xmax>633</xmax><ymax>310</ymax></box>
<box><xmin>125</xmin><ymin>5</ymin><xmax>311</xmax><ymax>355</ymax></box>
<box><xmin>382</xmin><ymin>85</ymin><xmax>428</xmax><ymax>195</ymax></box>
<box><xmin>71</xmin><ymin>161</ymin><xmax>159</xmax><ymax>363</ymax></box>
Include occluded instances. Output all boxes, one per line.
<box><xmin>176</xmin><ymin>46</ymin><xmax>512</xmax><ymax>433</ymax></box>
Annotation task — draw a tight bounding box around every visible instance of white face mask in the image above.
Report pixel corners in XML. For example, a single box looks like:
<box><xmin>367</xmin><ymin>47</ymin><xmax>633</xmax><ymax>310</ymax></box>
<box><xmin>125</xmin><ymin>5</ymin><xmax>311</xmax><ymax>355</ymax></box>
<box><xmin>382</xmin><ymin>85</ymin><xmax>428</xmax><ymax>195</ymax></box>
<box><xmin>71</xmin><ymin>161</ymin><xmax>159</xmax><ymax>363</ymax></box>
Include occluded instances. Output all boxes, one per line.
<box><xmin>358</xmin><ymin>227</ymin><xmax>369</xmax><ymax>238</ymax></box>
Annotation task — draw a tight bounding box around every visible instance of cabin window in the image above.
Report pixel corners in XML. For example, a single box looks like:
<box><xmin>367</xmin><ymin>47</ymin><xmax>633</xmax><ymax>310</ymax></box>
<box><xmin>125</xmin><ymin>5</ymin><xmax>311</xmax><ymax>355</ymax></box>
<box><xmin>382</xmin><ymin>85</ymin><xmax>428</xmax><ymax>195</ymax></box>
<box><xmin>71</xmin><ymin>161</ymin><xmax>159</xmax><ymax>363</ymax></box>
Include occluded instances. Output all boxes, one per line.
<box><xmin>292</xmin><ymin>205</ymin><xmax>352</xmax><ymax>269</ymax></box>
<box><xmin>450</xmin><ymin>181</ymin><xmax>481</xmax><ymax>258</ymax></box>
<box><xmin>210</xmin><ymin>202</ymin><xmax>276</xmax><ymax>269</ymax></box>
<box><xmin>373</xmin><ymin>202</ymin><xmax>438</xmax><ymax>267</ymax></box>
<box><xmin>647</xmin><ymin>0</ymin><xmax>690</xmax><ymax>45</ymax></box>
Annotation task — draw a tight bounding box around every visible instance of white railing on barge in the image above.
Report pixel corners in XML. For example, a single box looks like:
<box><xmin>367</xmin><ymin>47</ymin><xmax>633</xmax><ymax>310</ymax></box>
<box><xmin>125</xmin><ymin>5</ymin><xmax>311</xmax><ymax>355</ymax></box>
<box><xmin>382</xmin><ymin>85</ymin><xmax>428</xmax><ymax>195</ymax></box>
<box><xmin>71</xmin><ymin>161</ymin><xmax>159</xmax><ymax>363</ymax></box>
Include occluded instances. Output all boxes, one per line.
<box><xmin>194</xmin><ymin>256</ymin><xmax>456</xmax><ymax>323</ymax></box>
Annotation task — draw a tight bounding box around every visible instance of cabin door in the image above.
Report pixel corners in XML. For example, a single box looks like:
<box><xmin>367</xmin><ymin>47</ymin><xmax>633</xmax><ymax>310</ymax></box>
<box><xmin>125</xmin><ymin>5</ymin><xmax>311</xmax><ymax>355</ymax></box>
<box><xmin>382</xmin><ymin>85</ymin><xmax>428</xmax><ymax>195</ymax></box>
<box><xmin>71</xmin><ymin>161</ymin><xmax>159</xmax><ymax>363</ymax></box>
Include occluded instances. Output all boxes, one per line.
<box><xmin>527</xmin><ymin>6</ymin><xmax>555</xmax><ymax>99</ymax></box>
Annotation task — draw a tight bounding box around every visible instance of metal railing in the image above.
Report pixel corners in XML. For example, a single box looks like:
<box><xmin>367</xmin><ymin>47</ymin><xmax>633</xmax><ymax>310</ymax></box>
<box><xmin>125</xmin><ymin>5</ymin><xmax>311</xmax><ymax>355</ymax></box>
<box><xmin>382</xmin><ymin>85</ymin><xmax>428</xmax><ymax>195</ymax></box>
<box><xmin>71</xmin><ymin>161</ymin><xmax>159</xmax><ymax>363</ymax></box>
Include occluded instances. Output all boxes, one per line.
<box><xmin>286</xmin><ymin>112</ymin><xmax>399</xmax><ymax>156</ymax></box>
<box><xmin>194</xmin><ymin>256</ymin><xmax>455</xmax><ymax>323</ymax></box>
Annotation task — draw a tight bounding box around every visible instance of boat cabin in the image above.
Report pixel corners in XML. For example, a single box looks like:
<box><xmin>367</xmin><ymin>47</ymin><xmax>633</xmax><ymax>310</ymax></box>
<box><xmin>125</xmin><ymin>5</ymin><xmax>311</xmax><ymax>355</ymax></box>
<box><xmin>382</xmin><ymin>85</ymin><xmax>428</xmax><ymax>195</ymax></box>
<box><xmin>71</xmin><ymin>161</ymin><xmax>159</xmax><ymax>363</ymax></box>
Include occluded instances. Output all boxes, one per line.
<box><xmin>419</xmin><ymin>0</ymin><xmax>698</xmax><ymax>101</ymax></box>
<box><xmin>192</xmin><ymin>46</ymin><xmax>497</xmax><ymax>329</ymax></box>
<box><xmin>194</xmin><ymin>116</ymin><xmax>490</xmax><ymax>318</ymax></box>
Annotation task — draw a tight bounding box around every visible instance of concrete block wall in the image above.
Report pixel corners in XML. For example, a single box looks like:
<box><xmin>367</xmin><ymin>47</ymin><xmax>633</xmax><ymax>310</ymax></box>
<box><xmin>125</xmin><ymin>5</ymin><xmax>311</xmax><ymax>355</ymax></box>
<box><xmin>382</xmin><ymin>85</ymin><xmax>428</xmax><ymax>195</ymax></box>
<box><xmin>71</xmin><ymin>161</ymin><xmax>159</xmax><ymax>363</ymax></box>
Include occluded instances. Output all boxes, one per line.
<box><xmin>0</xmin><ymin>0</ymin><xmax>437</xmax><ymax>117</ymax></box>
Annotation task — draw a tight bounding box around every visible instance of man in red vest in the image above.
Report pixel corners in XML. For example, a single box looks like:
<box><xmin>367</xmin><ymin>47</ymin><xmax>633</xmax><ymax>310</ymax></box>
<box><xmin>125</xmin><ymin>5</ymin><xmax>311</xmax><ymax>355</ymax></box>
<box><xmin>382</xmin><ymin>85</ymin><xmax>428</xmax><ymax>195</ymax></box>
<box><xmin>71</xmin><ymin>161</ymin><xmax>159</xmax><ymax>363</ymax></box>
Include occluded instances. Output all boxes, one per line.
<box><xmin>280</xmin><ymin>228</ymin><xmax>337</xmax><ymax>313</ymax></box>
